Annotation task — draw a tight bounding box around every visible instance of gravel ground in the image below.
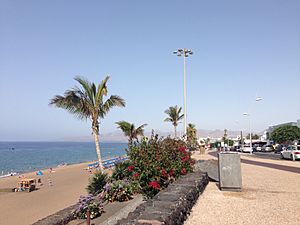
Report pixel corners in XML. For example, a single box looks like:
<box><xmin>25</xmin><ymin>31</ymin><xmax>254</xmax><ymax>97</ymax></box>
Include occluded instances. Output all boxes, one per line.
<box><xmin>185</xmin><ymin>151</ymin><xmax>300</xmax><ymax>225</ymax></box>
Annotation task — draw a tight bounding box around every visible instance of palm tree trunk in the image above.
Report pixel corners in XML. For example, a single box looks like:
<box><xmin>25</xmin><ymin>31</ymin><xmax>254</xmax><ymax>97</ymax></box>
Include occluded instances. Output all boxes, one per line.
<box><xmin>93</xmin><ymin>128</ymin><xmax>103</xmax><ymax>172</ymax></box>
<box><xmin>174</xmin><ymin>126</ymin><xmax>177</xmax><ymax>138</ymax></box>
<box><xmin>129</xmin><ymin>136</ymin><xmax>133</xmax><ymax>146</ymax></box>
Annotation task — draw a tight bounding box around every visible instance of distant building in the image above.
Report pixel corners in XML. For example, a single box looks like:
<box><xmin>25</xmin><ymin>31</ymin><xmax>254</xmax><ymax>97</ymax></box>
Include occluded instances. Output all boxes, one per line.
<box><xmin>266</xmin><ymin>119</ymin><xmax>300</xmax><ymax>139</ymax></box>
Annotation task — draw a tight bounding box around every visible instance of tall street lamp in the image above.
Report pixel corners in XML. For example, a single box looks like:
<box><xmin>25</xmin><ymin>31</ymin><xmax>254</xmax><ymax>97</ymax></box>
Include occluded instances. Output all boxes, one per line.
<box><xmin>243</xmin><ymin>112</ymin><xmax>252</xmax><ymax>153</ymax></box>
<box><xmin>243</xmin><ymin>97</ymin><xmax>263</xmax><ymax>154</ymax></box>
<box><xmin>173</xmin><ymin>48</ymin><xmax>193</xmax><ymax>136</ymax></box>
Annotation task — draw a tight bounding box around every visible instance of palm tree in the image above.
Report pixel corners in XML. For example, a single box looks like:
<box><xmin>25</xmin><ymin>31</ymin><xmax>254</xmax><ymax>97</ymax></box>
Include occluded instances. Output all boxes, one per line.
<box><xmin>164</xmin><ymin>105</ymin><xmax>184</xmax><ymax>137</ymax></box>
<box><xmin>49</xmin><ymin>76</ymin><xmax>125</xmax><ymax>172</ymax></box>
<box><xmin>116</xmin><ymin>121</ymin><xmax>147</xmax><ymax>143</ymax></box>
<box><xmin>187</xmin><ymin>123</ymin><xmax>197</xmax><ymax>142</ymax></box>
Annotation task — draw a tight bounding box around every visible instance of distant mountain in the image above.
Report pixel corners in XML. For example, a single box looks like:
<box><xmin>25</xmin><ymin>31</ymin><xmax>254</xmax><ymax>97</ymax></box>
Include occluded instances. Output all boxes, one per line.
<box><xmin>61</xmin><ymin>129</ymin><xmax>248</xmax><ymax>142</ymax></box>
<box><xmin>197</xmin><ymin>129</ymin><xmax>242</xmax><ymax>139</ymax></box>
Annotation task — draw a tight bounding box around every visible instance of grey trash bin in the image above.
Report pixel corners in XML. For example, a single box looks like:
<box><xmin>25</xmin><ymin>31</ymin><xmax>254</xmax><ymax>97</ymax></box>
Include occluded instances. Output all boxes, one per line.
<box><xmin>218</xmin><ymin>152</ymin><xmax>242</xmax><ymax>191</ymax></box>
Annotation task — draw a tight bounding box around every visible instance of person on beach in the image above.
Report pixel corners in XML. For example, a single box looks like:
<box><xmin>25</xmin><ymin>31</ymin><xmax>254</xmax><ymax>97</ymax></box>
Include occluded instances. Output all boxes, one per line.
<box><xmin>48</xmin><ymin>177</ymin><xmax>53</xmax><ymax>186</ymax></box>
<box><xmin>38</xmin><ymin>178</ymin><xmax>43</xmax><ymax>186</ymax></box>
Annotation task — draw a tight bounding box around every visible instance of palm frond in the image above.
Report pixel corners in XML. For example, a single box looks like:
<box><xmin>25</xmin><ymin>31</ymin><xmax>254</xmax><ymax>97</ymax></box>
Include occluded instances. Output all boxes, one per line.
<box><xmin>178</xmin><ymin>114</ymin><xmax>184</xmax><ymax>120</ymax></box>
<box><xmin>116</xmin><ymin>121</ymin><xmax>132</xmax><ymax>136</ymax></box>
<box><xmin>74</xmin><ymin>76</ymin><xmax>95</xmax><ymax>105</ymax></box>
<box><xmin>95</xmin><ymin>76</ymin><xmax>110</xmax><ymax>106</ymax></box>
<box><xmin>116</xmin><ymin>121</ymin><xmax>133</xmax><ymax>140</ymax></box>
<box><xmin>135</xmin><ymin>124</ymin><xmax>147</xmax><ymax>137</ymax></box>
<box><xmin>49</xmin><ymin>89</ymin><xmax>91</xmax><ymax>120</ymax></box>
<box><xmin>101</xmin><ymin>95</ymin><xmax>125</xmax><ymax>118</ymax></box>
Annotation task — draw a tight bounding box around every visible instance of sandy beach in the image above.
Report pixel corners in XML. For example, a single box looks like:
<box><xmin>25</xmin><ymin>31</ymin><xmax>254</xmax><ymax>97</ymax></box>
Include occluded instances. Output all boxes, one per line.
<box><xmin>0</xmin><ymin>162</ymin><xmax>94</xmax><ymax>225</ymax></box>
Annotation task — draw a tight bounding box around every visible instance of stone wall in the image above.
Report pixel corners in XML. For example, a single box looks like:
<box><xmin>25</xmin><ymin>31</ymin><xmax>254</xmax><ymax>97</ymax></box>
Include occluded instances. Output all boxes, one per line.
<box><xmin>116</xmin><ymin>171</ymin><xmax>209</xmax><ymax>225</ymax></box>
<box><xmin>32</xmin><ymin>204</ymin><xmax>77</xmax><ymax>225</ymax></box>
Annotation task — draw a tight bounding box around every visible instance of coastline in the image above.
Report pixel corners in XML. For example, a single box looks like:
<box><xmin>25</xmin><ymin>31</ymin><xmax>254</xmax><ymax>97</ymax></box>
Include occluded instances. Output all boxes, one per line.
<box><xmin>0</xmin><ymin>141</ymin><xmax>128</xmax><ymax>175</ymax></box>
<box><xmin>0</xmin><ymin>153</ymin><xmax>127</xmax><ymax>178</ymax></box>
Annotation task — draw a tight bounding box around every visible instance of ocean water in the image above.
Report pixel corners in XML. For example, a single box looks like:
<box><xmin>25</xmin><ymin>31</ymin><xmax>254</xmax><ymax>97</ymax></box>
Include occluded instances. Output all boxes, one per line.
<box><xmin>0</xmin><ymin>142</ymin><xmax>127</xmax><ymax>175</ymax></box>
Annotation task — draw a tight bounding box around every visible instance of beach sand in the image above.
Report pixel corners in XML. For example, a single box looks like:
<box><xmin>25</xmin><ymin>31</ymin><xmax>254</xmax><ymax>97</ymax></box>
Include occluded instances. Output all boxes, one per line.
<box><xmin>0</xmin><ymin>162</ymin><xmax>96</xmax><ymax>225</ymax></box>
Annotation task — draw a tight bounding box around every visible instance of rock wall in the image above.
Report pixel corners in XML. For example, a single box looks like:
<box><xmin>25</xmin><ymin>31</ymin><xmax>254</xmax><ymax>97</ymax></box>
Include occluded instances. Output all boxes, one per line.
<box><xmin>32</xmin><ymin>204</ymin><xmax>77</xmax><ymax>225</ymax></box>
<box><xmin>116</xmin><ymin>171</ymin><xmax>209</xmax><ymax>225</ymax></box>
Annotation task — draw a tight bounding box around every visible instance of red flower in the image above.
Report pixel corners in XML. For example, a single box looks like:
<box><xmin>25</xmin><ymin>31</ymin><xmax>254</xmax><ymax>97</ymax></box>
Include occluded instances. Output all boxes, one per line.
<box><xmin>127</xmin><ymin>165</ymin><xmax>135</xmax><ymax>172</ymax></box>
<box><xmin>181</xmin><ymin>156</ymin><xmax>187</xmax><ymax>162</ymax></box>
<box><xmin>179</xmin><ymin>146</ymin><xmax>187</xmax><ymax>154</ymax></box>
<box><xmin>169</xmin><ymin>168</ymin><xmax>175</xmax><ymax>177</ymax></box>
<box><xmin>178</xmin><ymin>146</ymin><xmax>185</xmax><ymax>151</ymax></box>
<box><xmin>148</xmin><ymin>181</ymin><xmax>160</xmax><ymax>190</ymax></box>
<box><xmin>181</xmin><ymin>168</ymin><xmax>186</xmax><ymax>175</ymax></box>
<box><xmin>161</xmin><ymin>169</ymin><xmax>168</xmax><ymax>177</ymax></box>
<box><xmin>133</xmin><ymin>173</ymin><xmax>139</xmax><ymax>178</ymax></box>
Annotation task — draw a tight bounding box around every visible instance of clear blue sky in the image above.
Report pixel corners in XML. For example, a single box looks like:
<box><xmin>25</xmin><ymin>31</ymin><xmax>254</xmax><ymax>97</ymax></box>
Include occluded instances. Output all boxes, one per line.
<box><xmin>0</xmin><ymin>0</ymin><xmax>299</xmax><ymax>141</ymax></box>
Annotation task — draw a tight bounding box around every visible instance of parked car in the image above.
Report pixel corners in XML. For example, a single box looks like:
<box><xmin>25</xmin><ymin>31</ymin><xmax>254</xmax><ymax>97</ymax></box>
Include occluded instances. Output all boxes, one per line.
<box><xmin>242</xmin><ymin>145</ymin><xmax>253</xmax><ymax>153</ymax></box>
<box><xmin>281</xmin><ymin>145</ymin><xmax>300</xmax><ymax>160</ymax></box>
<box><xmin>261</xmin><ymin>144</ymin><xmax>274</xmax><ymax>152</ymax></box>
<box><xmin>253</xmin><ymin>144</ymin><xmax>262</xmax><ymax>152</ymax></box>
<box><xmin>252</xmin><ymin>141</ymin><xmax>267</xmax><ymax>152</ymax></box>
<box><xmin>230</xmin><ymin>146</ymin><xmax>241</xmax><ymax>152</ymax></box>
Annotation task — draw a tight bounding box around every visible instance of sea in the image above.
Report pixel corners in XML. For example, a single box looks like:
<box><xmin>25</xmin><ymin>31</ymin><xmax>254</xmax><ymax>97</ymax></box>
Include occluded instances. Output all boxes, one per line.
<box><xmin>0</xmin><ymin>142</ymin><xmax>127</xmax><ymax>175</ymax></box>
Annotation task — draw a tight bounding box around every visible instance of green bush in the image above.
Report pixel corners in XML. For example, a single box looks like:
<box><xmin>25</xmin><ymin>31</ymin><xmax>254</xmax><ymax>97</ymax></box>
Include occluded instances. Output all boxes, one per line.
<box><xmin>127</xmin><ymin>134</ymin><xmax>194</xmax><ymax>198</ymax></box>
<box><xmin>86</xmin><ymin>172</ymin><xmax>108</xmax><ymax>195</ymax></box>
<box><xmin>111</xmin><ymin>160</ymin><xmax>133</xmax><ymax>180</ymax></box>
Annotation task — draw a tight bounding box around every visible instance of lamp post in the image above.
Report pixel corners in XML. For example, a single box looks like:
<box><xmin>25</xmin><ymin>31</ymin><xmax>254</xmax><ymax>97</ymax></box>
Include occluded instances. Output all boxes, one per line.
<box><xmin>243</xmin><ymin>97</ymin><xmax>263</xmax><ymax>154</ymax></box>
<box><xmin>173</xmin><ymin>48</ymin><xmax>193</xmax><ymax>136</ymax></box>
<box><xmin>243</xmin><ymin>113</ymin><xmax>252</xmax><ymax>154</ymax></box>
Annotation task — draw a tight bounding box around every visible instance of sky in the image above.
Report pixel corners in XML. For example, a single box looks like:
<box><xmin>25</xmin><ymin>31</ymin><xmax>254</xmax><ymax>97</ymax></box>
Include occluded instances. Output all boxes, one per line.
<box><xmin>0</xmin><ymin>0</ymin><xmax>299</xmax><ymax>141</ymax></box>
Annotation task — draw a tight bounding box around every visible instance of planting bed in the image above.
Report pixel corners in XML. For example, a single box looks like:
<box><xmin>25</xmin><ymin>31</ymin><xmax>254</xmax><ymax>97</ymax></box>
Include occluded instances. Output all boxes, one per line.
<box><xmin>116</xmin><ymin>171</ymin><xmax>209</xmax><ymax>225</ymax></box>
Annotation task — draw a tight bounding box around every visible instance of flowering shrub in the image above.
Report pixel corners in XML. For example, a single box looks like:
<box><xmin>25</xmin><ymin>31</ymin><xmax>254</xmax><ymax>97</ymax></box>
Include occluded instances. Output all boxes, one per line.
<box><xmin>111</xmin><ymin>160</ymin><xmax>133</xmax><ymax>180</ymax></box>
<box><xmin>127</xmin><ymin>133</ymin><xmax>194</xmax><ymax>198</ymax></box>
<box><xmin>73</xmin><ymin>193</ymin><xmax>104</xmax><ymax>219</ymax></box>
<box><xmin>104</xmin><ymin>179</ymin><xmax>137</xmax><ymax>202</ymax></box>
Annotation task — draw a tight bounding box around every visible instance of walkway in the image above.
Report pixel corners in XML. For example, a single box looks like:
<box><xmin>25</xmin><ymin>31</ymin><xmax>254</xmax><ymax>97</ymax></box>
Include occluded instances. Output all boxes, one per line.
<box><xmin>209</xmin><ymin>151</ymin><xmax>300</xmax><ymax>174</ymax></box>
<box><xmin>185</xmin><ymin>151</ymin><xmax>300</xmax><ymax>225</ymax></box>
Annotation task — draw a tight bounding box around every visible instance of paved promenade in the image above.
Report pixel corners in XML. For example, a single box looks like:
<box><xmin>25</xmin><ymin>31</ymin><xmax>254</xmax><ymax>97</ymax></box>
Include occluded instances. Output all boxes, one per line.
<box><xmin>185</xmin><ymin>151</ymin><xmax>300</xmax><ymax>225</ymax></box>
